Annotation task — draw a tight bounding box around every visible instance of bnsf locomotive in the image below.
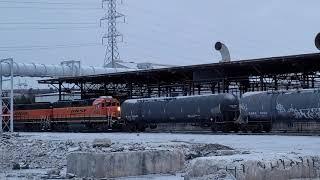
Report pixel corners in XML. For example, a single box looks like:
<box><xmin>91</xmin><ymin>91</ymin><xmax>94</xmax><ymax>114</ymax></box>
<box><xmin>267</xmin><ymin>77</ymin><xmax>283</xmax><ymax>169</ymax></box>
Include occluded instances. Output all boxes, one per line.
<box><xmin>13</xmin><ymin>96</ymin><xmax>121</xmax><ymax>131</ymax></box>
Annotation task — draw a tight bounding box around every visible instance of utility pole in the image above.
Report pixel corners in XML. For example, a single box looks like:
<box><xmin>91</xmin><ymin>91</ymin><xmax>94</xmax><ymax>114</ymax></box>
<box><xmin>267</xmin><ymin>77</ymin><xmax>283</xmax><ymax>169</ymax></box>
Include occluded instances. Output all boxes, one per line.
<box><xmin>101</xmin><ymin>0</ymin><xmax>125</xmax><ymax>68</ymax></box>
<box><xmin>0</xmin><ymin>58</ymin><xmax>14</xmax><ymax>133</ymax></box>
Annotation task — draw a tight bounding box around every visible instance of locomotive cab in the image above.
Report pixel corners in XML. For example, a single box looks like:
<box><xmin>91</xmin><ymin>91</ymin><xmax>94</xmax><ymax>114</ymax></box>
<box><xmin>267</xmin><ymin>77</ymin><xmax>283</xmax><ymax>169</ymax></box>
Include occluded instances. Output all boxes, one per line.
<box><xmin>93</xmin><ymin>96</ymin><xmax>121</xmax><ymax>118</ymax></box>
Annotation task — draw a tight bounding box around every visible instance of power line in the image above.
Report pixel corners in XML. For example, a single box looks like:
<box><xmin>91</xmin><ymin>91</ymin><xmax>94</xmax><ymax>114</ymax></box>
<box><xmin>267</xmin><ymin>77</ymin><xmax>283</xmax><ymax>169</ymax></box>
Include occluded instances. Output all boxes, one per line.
<box><xmin>0</xmin><ymin>43</ymin><xmax>101</xmax><ymax>51</ymax></box>
<box><xmin>0</xmin><ymin>0</ymin><xmax>97</xmax><ymax>6</ymax></box>
<box><xmin>0</xmin><ymin>6</ymin><xmax>102</xmax><ymax>10</ymax></box>
<box><xmin>0</xmin><ymin>22</ymin><xmax>97</xmax><ymax>25</ymax></box>
<box><xmin>0</xmin><ymin>26</ymin><xmax>100</xmax><ymax>30</ymax></box>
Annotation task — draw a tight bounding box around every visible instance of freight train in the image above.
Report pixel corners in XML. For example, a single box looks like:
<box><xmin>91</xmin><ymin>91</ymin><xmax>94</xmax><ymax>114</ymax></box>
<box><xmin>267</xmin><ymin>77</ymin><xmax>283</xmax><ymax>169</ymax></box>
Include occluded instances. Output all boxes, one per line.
<box><xmin>5</xmin><ymin>89</ymin><xmax>320</xmax><ymax>133</ymax></box>
<box><xmin>122</xmin><ymin>89</ymin><xmax>320</xmax><ymax>133</ymax></box>
<box><xmin>12</xmin><ymin>96</ymin><xmax>121</xmax><ymax>131</ymax></box>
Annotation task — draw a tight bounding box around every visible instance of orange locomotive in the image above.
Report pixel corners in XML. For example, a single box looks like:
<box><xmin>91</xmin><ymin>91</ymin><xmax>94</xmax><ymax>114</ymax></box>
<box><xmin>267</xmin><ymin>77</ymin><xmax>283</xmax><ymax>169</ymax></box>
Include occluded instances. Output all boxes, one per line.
<box><xmin>13</xmin><ymin>96</ymin><xmax>121</xmax><ymax>131</ymax></box>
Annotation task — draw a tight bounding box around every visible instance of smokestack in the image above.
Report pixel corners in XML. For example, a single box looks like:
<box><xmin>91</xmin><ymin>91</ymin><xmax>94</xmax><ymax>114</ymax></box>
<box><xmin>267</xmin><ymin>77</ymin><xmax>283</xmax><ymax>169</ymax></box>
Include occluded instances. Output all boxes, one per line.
<box><xmin>315</xmin><ymin>33</ymin><xmax>320</xmax><ymax>50</ymax></box>
<box><xmin>215</xmin><ymin>42</ymin><xmax>231</xmax><ymax>62</ymax></box>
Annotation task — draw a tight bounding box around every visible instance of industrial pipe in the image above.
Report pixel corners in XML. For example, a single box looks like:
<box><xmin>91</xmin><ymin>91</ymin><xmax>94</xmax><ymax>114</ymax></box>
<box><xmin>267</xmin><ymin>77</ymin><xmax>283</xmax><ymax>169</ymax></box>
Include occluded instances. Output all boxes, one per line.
<box><xmin>215</xmin><ymin>42</ymin><xmax>231</xmax><ymax>62</ymax></box>
<box><xmin>0</xmin><ymin>61</ymin><xmax>133</xmax><ymax>78</ymax></box>
<box><xmin>315</xmin><ymin>33</ymin><xmax>320</xmax><ymax>50</ymax></box>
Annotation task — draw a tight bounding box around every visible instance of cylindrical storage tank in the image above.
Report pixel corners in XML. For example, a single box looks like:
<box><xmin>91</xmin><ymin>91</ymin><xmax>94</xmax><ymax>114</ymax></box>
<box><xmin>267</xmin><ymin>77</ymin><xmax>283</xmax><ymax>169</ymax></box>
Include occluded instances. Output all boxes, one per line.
<box><xmin>121</xmin><ymin>93</ymin><xmax>239</xmax><ymax>130</ymax></box>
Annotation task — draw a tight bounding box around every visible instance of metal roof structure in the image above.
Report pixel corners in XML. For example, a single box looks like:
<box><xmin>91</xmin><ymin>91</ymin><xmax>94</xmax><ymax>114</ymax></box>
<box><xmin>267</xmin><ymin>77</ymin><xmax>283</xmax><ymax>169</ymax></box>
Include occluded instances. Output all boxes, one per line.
<box><xmin>39</xmin><ymin>53</ymin><xmax>320</xmax><ymax>100</ymax></box>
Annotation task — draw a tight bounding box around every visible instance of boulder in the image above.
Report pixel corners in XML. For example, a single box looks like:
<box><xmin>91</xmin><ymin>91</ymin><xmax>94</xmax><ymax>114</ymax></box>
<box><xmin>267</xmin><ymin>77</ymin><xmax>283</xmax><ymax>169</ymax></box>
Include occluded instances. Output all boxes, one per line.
<box><xmin>67</xmin><ymin>150</ymin><xmax>185</xmax><ymax>178</ymax></box>
<box><xmin>92</xmin><ymin>138</ymin><xmax>112</xmax><ymax>148</ymax></box>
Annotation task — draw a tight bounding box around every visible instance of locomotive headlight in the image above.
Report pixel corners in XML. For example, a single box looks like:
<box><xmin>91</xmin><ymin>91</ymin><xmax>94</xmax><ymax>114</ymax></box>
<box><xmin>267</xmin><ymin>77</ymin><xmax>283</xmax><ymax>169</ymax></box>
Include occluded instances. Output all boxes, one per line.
<box><xmin>117</xmin><ymin>107</ymin><xmax>121</xmax><ymax>112</ymax></box>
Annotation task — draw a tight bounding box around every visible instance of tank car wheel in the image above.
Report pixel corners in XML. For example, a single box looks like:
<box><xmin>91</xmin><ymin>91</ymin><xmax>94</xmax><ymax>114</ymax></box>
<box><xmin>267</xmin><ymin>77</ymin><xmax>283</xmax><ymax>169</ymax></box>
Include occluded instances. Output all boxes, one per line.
<box><xmin>149</xmin><ymin>124</ymin><xmax>157</xmax><ymax>129</ymax></box>
<box><xmin>233</xmin><ymin>126</ymin><xmax>239</xmax><ymax>133</ymax></box>
<box><xmin>137</xmin><ymin>123</ymin><xmax>146</xmax><ymax>132</ymax></box>
<box><xmin>240</xmin><ymin>125</ymin><xmax>248</xmax><ymax>133</ymax></box>
<box><xmin>263</xmin><ymin>124</ymin><xmax>272</xmax><ymax>133</ymax></box>
<box><xmin>126</xmin><ymin>123</ymin><xmax>137</xmax><ymax>132</ymax></box>
<box><xmin>211</xmin><ymin>125</ymin><xmax>218</xmax><ymax>133</ymax></box>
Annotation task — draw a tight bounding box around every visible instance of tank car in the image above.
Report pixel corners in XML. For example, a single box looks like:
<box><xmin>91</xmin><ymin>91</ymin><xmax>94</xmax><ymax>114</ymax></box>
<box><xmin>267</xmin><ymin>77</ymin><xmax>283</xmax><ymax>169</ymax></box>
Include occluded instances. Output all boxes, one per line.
<box><xmin>121</xmin><ymin>93</ymin><xmax>239</xmax><ymax>132</ymax></box>
<box><xmin>239</xmin><ymin>89</ymin><xmax>320</xmax><ymax>132</ymax></box>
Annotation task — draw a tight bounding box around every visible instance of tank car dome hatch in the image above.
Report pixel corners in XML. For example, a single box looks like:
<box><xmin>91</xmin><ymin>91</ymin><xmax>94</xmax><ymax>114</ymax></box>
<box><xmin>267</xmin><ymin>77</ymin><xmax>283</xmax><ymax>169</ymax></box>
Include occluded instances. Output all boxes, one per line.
<box><xmin>315</xmin><ymin>33</ymin><xmax>320</xmax><ymax>50</ymax></box>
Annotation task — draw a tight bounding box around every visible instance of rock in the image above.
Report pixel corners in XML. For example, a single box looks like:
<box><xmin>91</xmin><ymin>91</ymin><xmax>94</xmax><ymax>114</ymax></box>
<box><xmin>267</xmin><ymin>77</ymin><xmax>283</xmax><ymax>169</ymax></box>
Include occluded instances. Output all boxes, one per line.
<box><xmin>215</xmin><ymin>150</ymin><xmax>238</xmax><ymax>156</ymax></box>
<box><xmin>67</xmin><ymin>150</ymin><xmax>185</xmax><ymax>178</ymax></box>
<box><xmin>66</xmin><ymin>173</ymin><xmax>76</xmax><ymax>179</ymax></box>
<box><xmin>128</xmin><ymin>143</ymin><xmax>145</xmax><ymax>151</ymax></box>
<box><xmin>20</xmin><ymin>163</ymin><xmax>30</xmax><ymax>169</ymax></box>
<box><xmin>185</xmin><ymin>155</ymin><xmax>320</xmax><ymax>180</ymax></box>
<box><xmin>68</xmin><ymin>146</ymin><xmax>80</xmax><ymax>152</ymax></box>
<box><xmin>185</xmin><ymin>170</ymin><xmax>236</xmax><ymax>180</ymax></box>
<box><xmin>92</xmin><ymin>138</ymin><xmax>112</xmax><ymax>148</ymax></box>
<box><xmin>47</xmin><ymin>168</ymin><xmax>61</xmax><ymax>176</ymax></box>
<box><xmin>12</xmin><ymin>162</ymin><xmax>20</xmax><ymax>170</ymax></box>
<box><xmin>241</xmin><ymin>151</ymin><xmax>250</xmax><ymax>155</ymax></box>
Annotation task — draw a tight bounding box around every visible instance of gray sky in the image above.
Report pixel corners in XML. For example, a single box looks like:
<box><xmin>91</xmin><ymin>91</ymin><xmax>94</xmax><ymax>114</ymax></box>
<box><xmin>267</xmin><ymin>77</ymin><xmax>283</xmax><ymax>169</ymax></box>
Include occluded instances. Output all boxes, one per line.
<box><xmin>0</xmin><ymin>0</ymin><xmax>320</xmax><ymax>67</ymax></box>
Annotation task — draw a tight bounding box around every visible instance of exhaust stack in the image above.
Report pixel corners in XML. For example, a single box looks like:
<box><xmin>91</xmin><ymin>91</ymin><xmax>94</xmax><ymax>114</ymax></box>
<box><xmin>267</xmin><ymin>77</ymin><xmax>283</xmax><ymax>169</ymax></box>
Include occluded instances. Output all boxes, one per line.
<box><xmin>315</xmin><ymin>33</ymin><xmax>320</xmax><ymax>50</ymax></box>
<box><xmin>215</xmin><ymin>42</ymin><xmax>231</xmax><ymax>63</ymax></box>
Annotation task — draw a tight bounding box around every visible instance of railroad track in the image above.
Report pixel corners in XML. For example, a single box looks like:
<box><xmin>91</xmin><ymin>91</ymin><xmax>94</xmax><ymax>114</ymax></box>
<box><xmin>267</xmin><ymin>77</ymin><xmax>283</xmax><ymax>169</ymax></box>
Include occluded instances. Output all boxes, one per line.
<box><xmin>146</xmin><ymin>130</ymin><xmax>320</xmax><ymax>136</ymax></box>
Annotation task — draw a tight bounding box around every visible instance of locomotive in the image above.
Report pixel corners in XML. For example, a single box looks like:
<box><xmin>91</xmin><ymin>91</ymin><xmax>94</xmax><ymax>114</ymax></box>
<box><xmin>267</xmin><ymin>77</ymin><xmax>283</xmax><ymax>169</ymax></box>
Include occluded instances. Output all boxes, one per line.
<box><xmin>13</xmin><ymin>96</ymin><xmax>121</xmax><ymax>131</ymax></box>
<box><xmin>121</xmin><ymin>93</ymin><xmax>240</xmax><ymax>132</ymax></box>
<box><xmin>239</xmin><ymin>89</ymin><xmax>320</xmax><ymax>132</ymax></box>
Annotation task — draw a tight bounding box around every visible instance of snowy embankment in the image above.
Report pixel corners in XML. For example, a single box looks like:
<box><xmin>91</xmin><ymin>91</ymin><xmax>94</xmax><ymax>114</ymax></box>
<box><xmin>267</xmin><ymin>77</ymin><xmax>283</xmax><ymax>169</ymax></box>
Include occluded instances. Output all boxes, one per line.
<box><xmin>0</xmin><ymin>132</ymin><xmax>320</xmax><ymax>179</ymax></box>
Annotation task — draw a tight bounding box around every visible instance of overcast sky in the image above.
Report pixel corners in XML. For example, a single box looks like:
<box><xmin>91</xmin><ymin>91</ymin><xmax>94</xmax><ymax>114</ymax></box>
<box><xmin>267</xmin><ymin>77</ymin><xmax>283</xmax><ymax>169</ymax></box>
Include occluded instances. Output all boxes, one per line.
<box><xmin>0</xmin><ymin>0</ymin><xmax>320</xmax><ymax>68</ymax></box>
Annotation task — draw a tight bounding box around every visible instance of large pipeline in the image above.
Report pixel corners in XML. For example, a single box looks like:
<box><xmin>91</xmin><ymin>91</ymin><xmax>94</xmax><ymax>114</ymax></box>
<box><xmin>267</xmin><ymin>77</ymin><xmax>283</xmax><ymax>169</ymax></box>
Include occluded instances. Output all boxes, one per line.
<box><xmin>215</xmin><ymin>42</ymin><xmax>231</xmax><ymax>62</ymax></box>
<box><xmin>0</xmin><ymin>61</ymin><xmax>133</xmax><ymax>78</ymax></box>
<box><xmin>315</xmin><ymin>33</ymin><xmax>320</xmax><ymax>50</ymax></box>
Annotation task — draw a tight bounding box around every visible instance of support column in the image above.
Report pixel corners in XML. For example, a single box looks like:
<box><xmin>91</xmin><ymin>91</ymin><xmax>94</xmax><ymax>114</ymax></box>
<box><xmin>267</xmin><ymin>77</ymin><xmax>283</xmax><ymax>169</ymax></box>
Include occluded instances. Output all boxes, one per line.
<box><xmin>274</xmin><ymin>76</ymin><xmax>278</xmax><ymax>90</ymax></box>
<box><xmin>10</xmin><ymin>59</ymin><xmax>13</xmax><ymax>133</ymax></box>
<box><xmin>158</xmin><ymin>84</ymin><xmax>161</xmax><ymax>97</ymax></box>
<box><xmin>260</xmin><ymin>76</ymin><xmax>264</xmax><ymax>91</ymax></box>
<box><xmin>58</xmin><ymin>82</ymin><xmax>62</xmax><ymax>101</ymax></box>
<box><xmin>80</xmin><ymin>83</ymin><xmax>84</xmax><ymax>99</ymax></box>
<box><xmin>0</xmin><ymin>58</ymin><xmax>14</xmax><ymax>133</ymax></box>
<box><xmin>0</xmin><ymin>74</ymin><xmax>2</xmax><ymax>134</ymax></box>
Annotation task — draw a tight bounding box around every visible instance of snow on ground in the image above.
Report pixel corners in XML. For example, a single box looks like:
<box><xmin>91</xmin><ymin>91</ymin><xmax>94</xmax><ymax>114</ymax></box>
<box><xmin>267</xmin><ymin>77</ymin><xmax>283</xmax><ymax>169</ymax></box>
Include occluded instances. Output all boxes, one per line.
<box><xmin>1</xmin><ymin>132</ymin><xmax>320</xmax><ymax>179</ymax></box>
<box><xmin>21</xmin><ymin>132</ymin><xmax>320</xmax><ymax>156</ymax></box>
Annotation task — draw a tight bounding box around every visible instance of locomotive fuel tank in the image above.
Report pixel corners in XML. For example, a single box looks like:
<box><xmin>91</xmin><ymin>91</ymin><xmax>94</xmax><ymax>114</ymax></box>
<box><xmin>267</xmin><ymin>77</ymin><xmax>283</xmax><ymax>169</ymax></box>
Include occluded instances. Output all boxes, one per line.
<box><xmin>121</xmin><ymin>93</ymin><xmax>239</xmax><ymax>130</ymax></box>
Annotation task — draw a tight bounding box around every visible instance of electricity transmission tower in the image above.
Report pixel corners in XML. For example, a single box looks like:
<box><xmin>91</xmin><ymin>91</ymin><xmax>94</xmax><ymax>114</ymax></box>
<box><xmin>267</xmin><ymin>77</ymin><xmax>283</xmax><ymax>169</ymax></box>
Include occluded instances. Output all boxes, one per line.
<box><xmin>101</xmin><ymin>0</ymin><xmax>125</xmax><ymax>68</ymax></box>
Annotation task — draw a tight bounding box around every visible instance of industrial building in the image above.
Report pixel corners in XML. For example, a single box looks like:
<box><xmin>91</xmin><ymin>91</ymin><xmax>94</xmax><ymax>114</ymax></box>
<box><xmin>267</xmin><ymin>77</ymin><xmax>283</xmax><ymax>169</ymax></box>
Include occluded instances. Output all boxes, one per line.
<box><xmin>39</xmin><ymin>52</ymin><xmax>320</xmax><ymax>101</ymax></box>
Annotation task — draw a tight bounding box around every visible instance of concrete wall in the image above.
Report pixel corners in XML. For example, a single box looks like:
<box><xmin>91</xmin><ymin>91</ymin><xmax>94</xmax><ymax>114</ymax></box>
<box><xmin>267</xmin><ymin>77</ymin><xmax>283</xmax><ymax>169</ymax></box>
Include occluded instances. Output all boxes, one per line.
<box><xmin>185</xmin><ymin>155</ymin><xmax>320</xmax><ymax>180</ymax></box>
<box><xmin>67</xmin><ymin>150</ymin><xmax>185</xmax><ymax>178</ymax></box>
